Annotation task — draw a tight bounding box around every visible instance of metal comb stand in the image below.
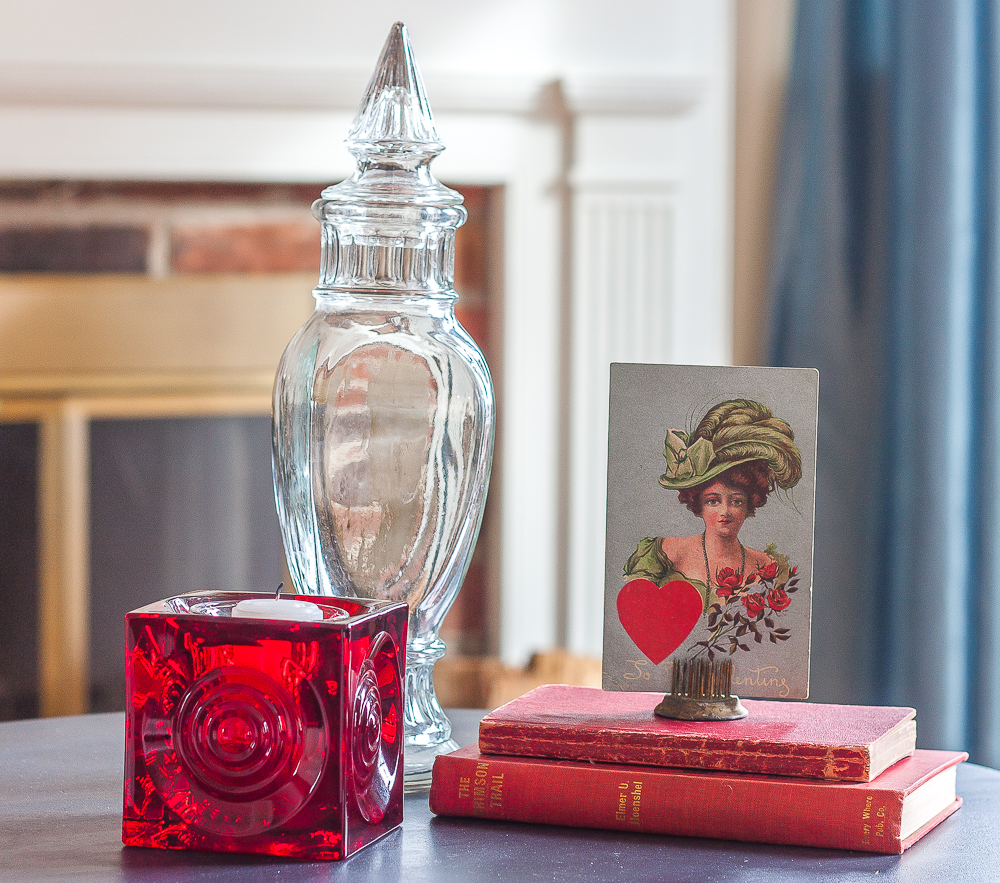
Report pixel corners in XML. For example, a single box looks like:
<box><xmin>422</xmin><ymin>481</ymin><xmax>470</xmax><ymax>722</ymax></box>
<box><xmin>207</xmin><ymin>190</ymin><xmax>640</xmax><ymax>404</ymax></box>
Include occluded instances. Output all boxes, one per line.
<box><xmin>654</xmin><ymin>658</ymin><xmax>749</xmax><ymax>721</ymax></box>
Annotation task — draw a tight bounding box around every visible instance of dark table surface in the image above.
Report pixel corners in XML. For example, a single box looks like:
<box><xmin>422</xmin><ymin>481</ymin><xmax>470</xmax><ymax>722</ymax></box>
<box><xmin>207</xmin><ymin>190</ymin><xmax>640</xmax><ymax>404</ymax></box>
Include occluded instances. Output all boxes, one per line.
<box><xmin>1</xmin><ymin>710</ymin><xmax>998</xmax><ymax>882</ymax></box>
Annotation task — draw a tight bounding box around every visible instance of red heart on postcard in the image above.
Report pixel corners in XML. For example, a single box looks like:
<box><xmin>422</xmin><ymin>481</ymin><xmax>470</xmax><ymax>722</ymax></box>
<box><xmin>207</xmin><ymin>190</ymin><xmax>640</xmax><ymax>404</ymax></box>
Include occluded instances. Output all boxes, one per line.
<box><xmin>616</xmin><ymin>578</ymin><xmax>703</xmax><ymax>665</ymax></box>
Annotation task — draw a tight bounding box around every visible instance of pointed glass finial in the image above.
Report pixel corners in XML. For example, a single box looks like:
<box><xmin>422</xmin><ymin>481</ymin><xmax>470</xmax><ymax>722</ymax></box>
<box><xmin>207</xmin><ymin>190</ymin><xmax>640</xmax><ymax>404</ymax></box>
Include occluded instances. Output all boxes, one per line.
<box><xmin>347</xmin><ymin>22</ymin><xmax>443</xmax><ymax>161</ymax></box>
<box><xmin>313</xmin><ymin>22</ymin><xmax>465</xmax><ymax>293</ymax></box>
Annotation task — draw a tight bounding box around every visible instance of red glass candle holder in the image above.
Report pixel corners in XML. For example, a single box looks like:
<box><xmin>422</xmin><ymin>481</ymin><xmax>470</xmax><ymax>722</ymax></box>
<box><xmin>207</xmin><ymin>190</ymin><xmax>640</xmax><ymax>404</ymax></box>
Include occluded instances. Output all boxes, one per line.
<box><xmin>122</xmin><ymin>592</ymin><xmax>407</xmax><ymax>860</ymax></box>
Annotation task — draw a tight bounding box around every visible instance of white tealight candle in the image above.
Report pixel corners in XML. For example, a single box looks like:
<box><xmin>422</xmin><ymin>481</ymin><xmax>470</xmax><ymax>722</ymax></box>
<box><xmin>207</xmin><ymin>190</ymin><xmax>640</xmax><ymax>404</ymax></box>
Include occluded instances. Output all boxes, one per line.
<box><xmin>231</xmin><ymin>598</ymin><xmax>324</xmax><ymax>622</ymax></box>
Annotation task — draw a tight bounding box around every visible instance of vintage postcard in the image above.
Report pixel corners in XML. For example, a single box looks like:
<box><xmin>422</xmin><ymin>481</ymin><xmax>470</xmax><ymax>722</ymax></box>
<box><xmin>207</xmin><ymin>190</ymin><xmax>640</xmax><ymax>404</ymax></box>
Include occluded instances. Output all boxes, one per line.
<box><xmin>602</xmin><ymin>363</ymin><xmax>819</xmax><ymax>699</ymax></box>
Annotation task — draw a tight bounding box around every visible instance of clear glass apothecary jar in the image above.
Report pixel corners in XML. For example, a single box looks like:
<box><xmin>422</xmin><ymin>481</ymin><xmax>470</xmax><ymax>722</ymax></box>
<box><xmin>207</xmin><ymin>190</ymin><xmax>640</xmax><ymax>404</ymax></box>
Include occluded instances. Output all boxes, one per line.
<box><xmin>272</xmin><ymin>22</ymin><xmax>494</xmax><ymax>788</ymax></box>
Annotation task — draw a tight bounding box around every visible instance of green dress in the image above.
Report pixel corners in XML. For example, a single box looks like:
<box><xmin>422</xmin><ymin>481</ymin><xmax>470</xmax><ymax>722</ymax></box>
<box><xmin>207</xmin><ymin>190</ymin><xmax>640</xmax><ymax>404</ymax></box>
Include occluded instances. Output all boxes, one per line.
<box><xmin>623</xmin><ymin>537</ymin><xmax>711</xmax><ymax>613</ymax></box>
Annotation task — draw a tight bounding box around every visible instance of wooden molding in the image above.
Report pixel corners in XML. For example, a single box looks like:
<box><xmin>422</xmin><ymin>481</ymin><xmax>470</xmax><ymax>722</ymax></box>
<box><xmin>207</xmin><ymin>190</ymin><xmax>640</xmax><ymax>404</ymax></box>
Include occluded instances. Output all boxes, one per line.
<box><xmin>0</xmin><ymin>61</ymin><xmax>703</xmax><ymax>117</ymax></box>
<box><xmin>0</xmin><ymin>61</ymin><xmax>545</xmax><ymax>114</ymax></box>
<box><xmin>562</xmin><ymin>74</ymin><xmax>705</xmax><ymax>116</ymax></box>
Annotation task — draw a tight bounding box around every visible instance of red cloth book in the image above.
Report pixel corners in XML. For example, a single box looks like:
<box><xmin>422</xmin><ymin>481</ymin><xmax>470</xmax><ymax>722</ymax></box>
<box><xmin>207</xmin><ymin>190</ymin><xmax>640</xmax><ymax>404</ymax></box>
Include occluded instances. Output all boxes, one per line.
<box><xmin>478</xmin><ymin>685</ymin><xmax>916</xmax><ymax>781</ymax></box>
<box><xmin>430</xmin><ymin>746</ymin><xmax>965</xmax><ymax>854</ymax></box>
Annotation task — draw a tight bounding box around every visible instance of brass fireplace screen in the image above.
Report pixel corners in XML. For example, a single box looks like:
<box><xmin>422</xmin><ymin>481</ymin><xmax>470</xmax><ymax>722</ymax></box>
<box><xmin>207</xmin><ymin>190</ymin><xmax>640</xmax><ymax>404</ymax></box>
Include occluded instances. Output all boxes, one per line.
<box><xmin>0</xmin><ymin>272</ymin><xmax>314</xmax><ymax>716</ymax></box>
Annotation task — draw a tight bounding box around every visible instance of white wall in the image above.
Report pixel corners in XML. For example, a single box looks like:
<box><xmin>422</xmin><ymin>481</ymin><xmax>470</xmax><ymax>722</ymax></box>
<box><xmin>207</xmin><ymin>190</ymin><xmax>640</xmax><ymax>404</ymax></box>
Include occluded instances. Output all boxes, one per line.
<box><xmin>0</xmin><ymin>0</ymin><xmax>735</xmax><ymax>663</ymax></box>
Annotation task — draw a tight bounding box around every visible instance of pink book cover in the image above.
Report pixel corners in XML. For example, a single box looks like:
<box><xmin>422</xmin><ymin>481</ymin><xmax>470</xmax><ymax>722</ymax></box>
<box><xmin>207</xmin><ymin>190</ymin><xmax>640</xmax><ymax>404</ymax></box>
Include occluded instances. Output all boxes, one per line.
<box><xmin>479</xmin><ymin>685</ymin><xmax>916</xmax><ymax>781</ymax></box>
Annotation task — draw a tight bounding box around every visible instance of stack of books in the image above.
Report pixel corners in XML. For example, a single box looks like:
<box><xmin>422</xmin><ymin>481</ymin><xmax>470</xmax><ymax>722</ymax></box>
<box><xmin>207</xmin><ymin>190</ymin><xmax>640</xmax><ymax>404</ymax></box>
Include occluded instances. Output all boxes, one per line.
<box><xmin>429</xmin><ymin>685</ymin><xmax>966</xmax><ymax>854</ymax></box>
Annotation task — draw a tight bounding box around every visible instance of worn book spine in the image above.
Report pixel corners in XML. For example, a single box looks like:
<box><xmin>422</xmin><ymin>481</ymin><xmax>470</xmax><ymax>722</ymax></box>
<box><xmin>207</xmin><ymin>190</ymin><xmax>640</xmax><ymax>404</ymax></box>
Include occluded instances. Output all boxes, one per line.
<box><xmin>430</xmin><ymin>747</ymin><xmax>963</xmax><ymax>855</ymax></box>
<box><xmin>478</xmin><ymin>720</ymin><xmax>880</xmax><ymax>780</ymax></box>
<box><xmin>477</xmin><ymin>686</ymin><xmax>917</xmax><ymax>781</ymax></box>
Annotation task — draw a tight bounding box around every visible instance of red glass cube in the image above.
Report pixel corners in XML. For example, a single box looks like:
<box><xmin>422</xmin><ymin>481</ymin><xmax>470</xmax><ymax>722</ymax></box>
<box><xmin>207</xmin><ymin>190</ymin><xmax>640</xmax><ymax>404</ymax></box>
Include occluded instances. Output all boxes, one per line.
<box><xmin>122</xmin><ymin>592</ymin><xmax>407</xmax><ymax>860</ymax></box>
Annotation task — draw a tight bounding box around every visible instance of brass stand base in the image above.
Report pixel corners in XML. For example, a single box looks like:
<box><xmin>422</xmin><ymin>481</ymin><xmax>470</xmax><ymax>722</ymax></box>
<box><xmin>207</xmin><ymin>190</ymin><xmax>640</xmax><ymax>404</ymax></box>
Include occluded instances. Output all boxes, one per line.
<box><xmin>653</xmin><ymin>658</ymin><xmax>749</xmax><ymax>722</ymax></box>
<box><xmin>654</xmin><ymin>692</ymin><xmax>748</xmax><ymax>721</ymax></box>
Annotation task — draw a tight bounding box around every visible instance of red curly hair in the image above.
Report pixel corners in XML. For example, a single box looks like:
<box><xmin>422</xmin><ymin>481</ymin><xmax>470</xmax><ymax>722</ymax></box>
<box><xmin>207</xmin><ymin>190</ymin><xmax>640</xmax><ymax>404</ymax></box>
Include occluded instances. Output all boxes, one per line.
<box><xmin>677</xmin><ymin>460</ymin><xmax>774</xmax><ymax>517</ymax></box>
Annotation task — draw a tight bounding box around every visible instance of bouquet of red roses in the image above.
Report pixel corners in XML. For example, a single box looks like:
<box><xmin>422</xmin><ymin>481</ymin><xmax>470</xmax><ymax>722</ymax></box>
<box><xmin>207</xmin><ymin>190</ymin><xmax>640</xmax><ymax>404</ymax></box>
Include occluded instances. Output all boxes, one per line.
<box><xmin>695</xmin><ymin>544</ymin><xmax>800</xmax><ymax>662</ymax></box>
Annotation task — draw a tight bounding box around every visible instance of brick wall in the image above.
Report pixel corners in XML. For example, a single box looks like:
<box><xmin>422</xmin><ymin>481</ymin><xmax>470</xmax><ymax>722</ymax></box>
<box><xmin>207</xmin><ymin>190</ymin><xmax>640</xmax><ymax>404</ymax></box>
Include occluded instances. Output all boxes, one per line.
<box><xmin>0</xmin><ymin>181</ymin><xmax>495</xmax><ymax>359</ymax></box>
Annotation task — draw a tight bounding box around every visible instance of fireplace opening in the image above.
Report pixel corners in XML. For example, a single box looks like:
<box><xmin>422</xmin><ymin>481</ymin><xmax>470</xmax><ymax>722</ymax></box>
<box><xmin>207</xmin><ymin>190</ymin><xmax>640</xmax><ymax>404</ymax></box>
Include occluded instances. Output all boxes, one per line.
<box><xmin>88</xmin><ymin>415</ymin><xmax>285</xmax><ymax>712</ymax></box>
<box><xmin>0</xmin><ymin>179</ymin><xmax>502</xmax><ymax>718</ymax></box>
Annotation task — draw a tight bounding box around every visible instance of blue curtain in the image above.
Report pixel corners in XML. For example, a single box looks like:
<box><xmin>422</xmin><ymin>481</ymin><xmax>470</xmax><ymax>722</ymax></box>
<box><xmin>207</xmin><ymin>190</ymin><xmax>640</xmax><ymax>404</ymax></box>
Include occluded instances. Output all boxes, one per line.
<box><xmin>770</xmin><ymin>0</ymin><xmax>1000</xmax><ymax>766</ymax></box>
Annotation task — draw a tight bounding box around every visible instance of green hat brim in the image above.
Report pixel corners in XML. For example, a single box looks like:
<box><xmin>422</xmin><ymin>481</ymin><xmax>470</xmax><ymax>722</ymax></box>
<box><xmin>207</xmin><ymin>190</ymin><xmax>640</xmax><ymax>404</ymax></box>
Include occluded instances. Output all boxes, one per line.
<box><xmin>658</xmin><ymin>456</ymin><xmax>762</xmax><ymax>491</ymax></box>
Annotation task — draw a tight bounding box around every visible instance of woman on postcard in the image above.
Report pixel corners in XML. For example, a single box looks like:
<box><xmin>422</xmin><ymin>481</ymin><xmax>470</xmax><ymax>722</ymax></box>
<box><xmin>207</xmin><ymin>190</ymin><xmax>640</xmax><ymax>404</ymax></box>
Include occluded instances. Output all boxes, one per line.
<box><xmin>624</xmin><ymin>399</ymin><xmax>802</xmax><ymax>611</ymax></box>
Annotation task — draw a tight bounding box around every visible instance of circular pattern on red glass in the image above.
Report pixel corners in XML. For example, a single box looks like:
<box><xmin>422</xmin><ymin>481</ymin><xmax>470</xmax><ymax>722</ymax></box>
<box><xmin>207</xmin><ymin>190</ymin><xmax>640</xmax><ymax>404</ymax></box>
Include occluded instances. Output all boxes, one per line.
<box><xmin>146</xmin><ymin>666</ymin><xmax>327</xmax><ymax>837</ymax></box>
<box><xmin>352</xmin><ymin>632</ymin><xmax>402</xmax><ymax>823</ymax></box>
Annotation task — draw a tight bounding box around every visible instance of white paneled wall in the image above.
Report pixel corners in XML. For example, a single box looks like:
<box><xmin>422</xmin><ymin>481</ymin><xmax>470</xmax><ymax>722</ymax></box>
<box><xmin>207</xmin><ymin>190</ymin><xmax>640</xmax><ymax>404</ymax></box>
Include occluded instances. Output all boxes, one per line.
<box><xmin>567</xmin><ymin>188</ymin><xmax>676</xmax><ymax>653</ymax></box>
<box><xmin>0</xmin><ymin>0</ymin><xmax>734</xmax><ymax>664</ymax></box>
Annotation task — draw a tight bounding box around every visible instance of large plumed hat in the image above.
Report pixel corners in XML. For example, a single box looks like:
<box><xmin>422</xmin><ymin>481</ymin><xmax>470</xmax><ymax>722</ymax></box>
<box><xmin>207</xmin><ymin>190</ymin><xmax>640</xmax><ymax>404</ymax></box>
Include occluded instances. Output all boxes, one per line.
<box><xmin>658</xmin><ymin>399</ymin><xmax>802</xmax><ymax>491</ymax></box>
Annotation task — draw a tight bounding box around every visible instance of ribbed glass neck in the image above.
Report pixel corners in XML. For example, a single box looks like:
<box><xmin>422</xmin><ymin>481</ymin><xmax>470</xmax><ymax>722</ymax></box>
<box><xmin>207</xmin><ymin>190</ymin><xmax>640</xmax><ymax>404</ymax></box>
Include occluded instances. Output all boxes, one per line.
<box><xmin>312</xmin><ymin>22</ymin><xmax>465</xmax><ymax>296</ymax></box>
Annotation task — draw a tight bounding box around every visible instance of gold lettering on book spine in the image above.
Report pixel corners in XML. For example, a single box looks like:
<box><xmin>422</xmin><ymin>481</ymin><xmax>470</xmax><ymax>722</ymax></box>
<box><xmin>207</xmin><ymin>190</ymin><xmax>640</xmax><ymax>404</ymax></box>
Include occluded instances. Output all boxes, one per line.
<box><xmin>616</xmin><ymin>782</ymin><xmax>628</xmax><ymax>821</ymax></box>
<box><xmin>473</xmin><ymin>761</ymin><xmax>489</xmax><ymax>813</ymax></box>
<box><xmin>861</xmin><ymin>795</ymin><xmax>873</xmax><ymax>844</ymax></box>
<box><xmin>489</xmin><ymin>772</ymin><xmax>504</xmax><ymax>808</ymax></box>
<box><xmin>630</xmin><ymin>781</ymin><xmax>643</xmax><ymax>825</ymax></box>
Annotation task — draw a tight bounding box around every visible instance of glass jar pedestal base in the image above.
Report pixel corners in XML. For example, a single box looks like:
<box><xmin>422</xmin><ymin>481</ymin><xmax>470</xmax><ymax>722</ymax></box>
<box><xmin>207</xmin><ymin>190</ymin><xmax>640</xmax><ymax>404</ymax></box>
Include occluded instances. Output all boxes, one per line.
<box><xmin>403</xmin><ymin>637</ymin><xmax>458</xmax><ymax>791</ymax></box>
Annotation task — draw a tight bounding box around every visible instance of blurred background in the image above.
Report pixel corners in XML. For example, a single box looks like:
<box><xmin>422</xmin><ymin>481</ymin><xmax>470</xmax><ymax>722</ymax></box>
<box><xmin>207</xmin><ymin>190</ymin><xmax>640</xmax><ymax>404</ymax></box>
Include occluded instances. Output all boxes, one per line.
<box><xmin>2</xmin><ymin>1</ymin><xmax>994</xmax><ymax>767</ymax></box>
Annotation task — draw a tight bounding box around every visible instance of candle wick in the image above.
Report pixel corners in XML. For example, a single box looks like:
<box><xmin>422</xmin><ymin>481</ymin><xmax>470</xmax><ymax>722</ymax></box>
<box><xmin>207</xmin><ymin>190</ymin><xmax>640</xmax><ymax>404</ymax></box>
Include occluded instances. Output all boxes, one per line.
<box><xmin>275</xmin><ymin>581</ymin><xmax>284</xmax><ymax>600</ymax></box>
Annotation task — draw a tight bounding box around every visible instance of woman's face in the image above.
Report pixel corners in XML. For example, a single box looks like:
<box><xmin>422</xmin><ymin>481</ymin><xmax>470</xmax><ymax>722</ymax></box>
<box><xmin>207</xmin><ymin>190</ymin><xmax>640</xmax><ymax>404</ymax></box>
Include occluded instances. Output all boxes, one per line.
<box><xmin>699</xmin><ymin>479</ymin><xmax>749</xmax><ymax>540</ymax></box>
